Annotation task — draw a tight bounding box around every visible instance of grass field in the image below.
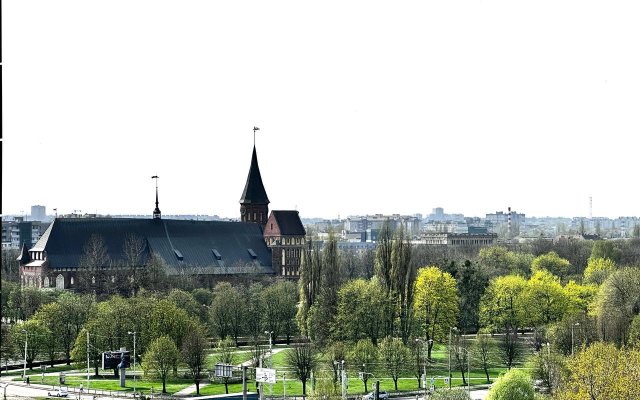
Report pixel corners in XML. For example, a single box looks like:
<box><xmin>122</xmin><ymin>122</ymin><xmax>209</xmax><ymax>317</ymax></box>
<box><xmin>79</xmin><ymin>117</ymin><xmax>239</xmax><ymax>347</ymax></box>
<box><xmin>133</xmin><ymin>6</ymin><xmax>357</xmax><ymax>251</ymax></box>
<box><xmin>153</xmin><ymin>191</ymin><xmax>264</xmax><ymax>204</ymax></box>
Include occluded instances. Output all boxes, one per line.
<box><xmin>11</xmin><ymin>341</ymin><xmax>523</xmax><ymax>397</ymax></box>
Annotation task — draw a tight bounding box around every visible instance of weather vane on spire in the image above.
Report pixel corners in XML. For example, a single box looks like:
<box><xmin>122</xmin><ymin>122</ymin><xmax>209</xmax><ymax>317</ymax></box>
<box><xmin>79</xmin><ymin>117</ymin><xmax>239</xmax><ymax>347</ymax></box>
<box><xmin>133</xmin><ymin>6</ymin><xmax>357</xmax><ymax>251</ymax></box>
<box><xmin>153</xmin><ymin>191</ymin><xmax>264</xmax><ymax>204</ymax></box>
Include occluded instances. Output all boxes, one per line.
<box><xmin>253</xmin><ymin>126</ymin><xmax>260</xmax><ymax>146</ymax></box>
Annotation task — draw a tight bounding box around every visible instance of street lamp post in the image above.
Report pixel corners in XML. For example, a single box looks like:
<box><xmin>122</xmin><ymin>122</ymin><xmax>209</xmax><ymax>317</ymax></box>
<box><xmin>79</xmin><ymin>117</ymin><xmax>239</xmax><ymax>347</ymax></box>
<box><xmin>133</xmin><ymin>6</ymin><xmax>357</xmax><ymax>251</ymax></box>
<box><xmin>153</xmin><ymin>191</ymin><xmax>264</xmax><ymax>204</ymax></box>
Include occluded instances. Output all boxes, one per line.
<box><xmin>264</xmin><ymin>331</ymin><xmax>273</xmax><ymax>366</ymax></box>
<box><xmin>128</xmin><ymin>331</ymin><xmax>137</xmax><ymax>393</ymax></box>
<box><xmin>571</xmin><ymin>323</ymin><xmax>580</xmax><ymax>356</ymax></box>
<box><xmin>22</xmin><ymin>330</ymin><xmax>27</xmax><ymax>382</ymax></box>
<box><xmin>457</xmin><ymin>347</ymin><xmax>471</xmax><ymax>397</ymax></box>
<box><xmin>415</xmin><ymin>338</ymin><xmax>432</xmax><ymax>398</ymax></box>
<box><xmin>448</xmin><ymin>328</ymin><xmax>454</xmax><ymax>390</ymax></box>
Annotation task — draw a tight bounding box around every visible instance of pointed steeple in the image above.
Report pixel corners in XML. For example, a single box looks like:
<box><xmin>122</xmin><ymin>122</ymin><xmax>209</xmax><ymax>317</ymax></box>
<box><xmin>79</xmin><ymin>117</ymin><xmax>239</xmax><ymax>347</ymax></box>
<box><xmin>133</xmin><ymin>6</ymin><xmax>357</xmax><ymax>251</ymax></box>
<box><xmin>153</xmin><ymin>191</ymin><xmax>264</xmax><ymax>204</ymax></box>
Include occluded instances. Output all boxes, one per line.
<box><xmin>17</xmin><ymin>242</ymin><xmax>31</xmax><ymax>263</ymax></box>
<box><xmin>240</xmin><ymin>145</ymin><xmax>270</xmax><ymax>225</ymax></box>
<box><xmin>152</xmin><ymin>175</ymin><xmax>161</xmax><ymax>219</ymax></box>
<box><xmin>240</xmin><ymin>146</ymin><xmax>270</xmax><ymax>205</ymax></box>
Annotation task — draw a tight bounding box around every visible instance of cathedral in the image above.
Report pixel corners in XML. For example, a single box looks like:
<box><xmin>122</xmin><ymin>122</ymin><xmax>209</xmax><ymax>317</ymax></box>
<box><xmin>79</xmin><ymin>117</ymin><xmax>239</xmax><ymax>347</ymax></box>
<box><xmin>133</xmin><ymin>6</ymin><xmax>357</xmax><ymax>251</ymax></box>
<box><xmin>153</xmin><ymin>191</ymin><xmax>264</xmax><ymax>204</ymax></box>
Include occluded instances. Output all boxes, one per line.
<box><xmin>19</xmin><ymin>142</ymin><xmax>306</xmax><ymax>290</ymax></box>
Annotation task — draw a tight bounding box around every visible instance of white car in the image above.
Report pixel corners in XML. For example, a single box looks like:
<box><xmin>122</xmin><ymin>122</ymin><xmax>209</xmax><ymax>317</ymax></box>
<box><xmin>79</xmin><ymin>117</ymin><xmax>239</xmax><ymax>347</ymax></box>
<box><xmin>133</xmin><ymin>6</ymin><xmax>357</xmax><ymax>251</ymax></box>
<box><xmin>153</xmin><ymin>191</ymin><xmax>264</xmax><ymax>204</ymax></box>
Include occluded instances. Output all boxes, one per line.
<box><xmin>364</xmin><ymin>391</ymin><xmax>389</xmax><ymax>400</ymax></box>
<box><xmin>48</xmin><ymin>388</ymin><xmax>69</xmax><ymax>397</ymax></box>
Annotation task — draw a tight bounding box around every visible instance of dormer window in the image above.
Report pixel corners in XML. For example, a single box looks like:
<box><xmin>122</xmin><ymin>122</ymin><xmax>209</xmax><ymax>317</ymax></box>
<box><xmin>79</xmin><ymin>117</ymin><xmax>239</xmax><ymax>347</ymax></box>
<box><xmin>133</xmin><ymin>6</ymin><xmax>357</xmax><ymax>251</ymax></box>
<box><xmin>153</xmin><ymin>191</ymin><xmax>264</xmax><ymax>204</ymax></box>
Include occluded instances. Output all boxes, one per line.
<box><xmin>212</xmin><ymin>249</ymin><xmax>222</xmax><ymax>261</ymax></box>
<box><xmin>173</xmin><ymin>249</ymin><xmax>184</xmax><ymax>261</ymax></box>
<box><xmin>247</xmin><ymin>249</ymin><xmax>257</xmax><ymax>259</ymax></box>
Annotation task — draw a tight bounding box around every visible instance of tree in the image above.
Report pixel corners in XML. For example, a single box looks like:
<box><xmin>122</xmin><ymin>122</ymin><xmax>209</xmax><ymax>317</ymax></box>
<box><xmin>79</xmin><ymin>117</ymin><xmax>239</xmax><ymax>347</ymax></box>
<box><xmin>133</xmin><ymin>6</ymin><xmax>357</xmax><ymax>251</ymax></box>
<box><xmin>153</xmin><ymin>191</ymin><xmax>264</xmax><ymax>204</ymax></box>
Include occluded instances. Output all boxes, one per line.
<box><xmin>629</xmin><ymin>314</ymin><xmax>640</xmax><ymax>348</ymax></box>
<box><xmin>474</xmin><ymin>330</ymin><xmax>496</xmax><ymax>383</ymax></box>
<box><xmin>479</xmin><ymin>275</ymin><xmax>527</xmax><ymax>334</ymax></box>
<box><xmin>325</xmin><ymin>341</ymin><xmax>347</xmax><ymax>388</ymax></box>
<box><xmin>56</xmin><ymin>292</ymin><xmax>94</xmax><ymax>364</ymax></box>
<box><xmin>139</xmin><ymin>252</ymin><xmax>168</xmax><ymax>292</ymax></box>
<box><xmin>1</xmin><ymin>249</ymin><xmax>21</xmax><ymax>282</ymax></box>
<box><xmin>76</xmin><ymin>234</ymin><xmax>111</xmax><ymax>295</ymax></box>
<box><xmin>457</xmin><ymin>260</ymin><xmax>489</xmax><ymax>333</ymax></box>
<box><xmin>209</xmin><ymin>282</ymin><xmax>240</xmax><ymax>342</ymax></box>
<box><xmin>531</xmin><ymin>252</ymin><xmax>571</xmax><ymax>281</ymax></box>
<box><xmin>285</xmin><ymin>344</ymin><xmax>317</xmax><ymax>397</ymax></box>
<box><xmin>11</xmin><ymin>320</ymin><xmax>49</xmax><ymax>370</ymax></box>
<box><xmin>374</xmin><ymin>220</ymin><xmax>395</xmax><ymax>337</ymax></box>
<box><xmin>477</xmin><ymin>246</ymin><xmax>532</xmax><ymax>277</ymax></box>
<box><xmin>590</xmin><ymin>240</ymin><xmax>621</xmax><ymax>263</ymax></box>
<box><xmin>378</xmin><ymin>336</ymin><xmax>410</xmax><ymax>390</ymax></box>
<box><xmin>498</xmin><ymin>329</ymin><xmax>521</xmax><ymax>370</ymax></box>
<box><xmin>215</xmin><ymin>337</ymin><xmax>236</xmax><ymax>394</ymax></box>
<box><xmin>563</xmin><ymin>281</ymin><xmax>597</xmax><ymax>318</ymax></box>
<box><xmin>181</xmin><ymin>325</ymin><xmax>208</xmax><ymax>395</ymax></box>
<box><xmin>121</xmin><ymin>234</ymin><xmax>147</xmax><ymax>296</ymax></box>
<box><xmin>528</xmin><ymin>349</ymin><xmax>565</xmax><ymax>395</ymax></box>
<box><xmin>413</xmin><ymin>266</ymin><xmax>459</xmax><ymax>360</ymax></box>
<box><xmin>307</xmin><ymin>233</ymin><xmax>341</xmax><ymax>345</ymax></box>
<box><xmin>351</xmin><ymin>339</ymin><xmax>377</xmax><ymax>393</ymax></box>
<box><xmin>583</xmin><ymin>257</ymin><xmax>615</xmax><ymax>285</ymax></box>
<box><xmin>555</xmin><ymin>342</ymin><xmax>640</xmax><ymax>400</ymax></box>
<box><xmin>297</xmin><ymin>242</ymin><xmax>322</xmax><ymax>337</ymax></box>
<box><xmin>245</xmin><ymin>283</ymin><xmax>265</xmax><ymax>343</ymax></box>
<box><xmin>262</xmin><ymin>280</ymin><xmax>298</xmax><ymax>345</ymax></box>
<box><xmin>392</xmin><ymin>226</ymin><xmax>416</xmax><ymax>344</ymax></box>
<box><xmin>167</xmin><ymin>289</ymin><xmax>201</xmax><ymax>319</ymax></box>
<box><xmin>143</xmin><ymin>336</ymin><xmax>179</xmax><ymax>393</ymax></box>
<box><xmin>409</xmin><ymin>338</ymin><xmax>426</xmax><ymax>389</ymax></box>
<box><xmin>594</xmin><ymin>267</ymin><xmax>640</xmax><ymax>345</ymax></box>
<box><xmin>31</xmin><ymin>302</ymin><xmax>63</xmax><ymax>367</ymax></box>
<box><xmin>333</xmin><ymin>278</ymin><xmax>385</xmax><ymax>344</ymax></box>
<box><xmin>486</xmin><ymin>369</ymin><xmax>534</xmax><ymax>400</ymax></box>
<box><xmin>522</xmin><ymin>270</ymin><xmax>568</xmax><ymax>327</ymax></box>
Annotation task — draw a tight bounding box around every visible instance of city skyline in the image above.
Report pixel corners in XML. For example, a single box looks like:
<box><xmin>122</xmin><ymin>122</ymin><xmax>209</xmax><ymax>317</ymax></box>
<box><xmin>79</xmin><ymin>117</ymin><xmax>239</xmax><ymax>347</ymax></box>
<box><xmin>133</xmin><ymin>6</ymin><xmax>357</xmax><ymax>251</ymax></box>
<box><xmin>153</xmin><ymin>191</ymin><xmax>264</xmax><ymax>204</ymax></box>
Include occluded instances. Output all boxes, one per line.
<box><xmin>3</xmin><ymin>1</ymin><xmax>639</xmax><ymax>219</ymax></box>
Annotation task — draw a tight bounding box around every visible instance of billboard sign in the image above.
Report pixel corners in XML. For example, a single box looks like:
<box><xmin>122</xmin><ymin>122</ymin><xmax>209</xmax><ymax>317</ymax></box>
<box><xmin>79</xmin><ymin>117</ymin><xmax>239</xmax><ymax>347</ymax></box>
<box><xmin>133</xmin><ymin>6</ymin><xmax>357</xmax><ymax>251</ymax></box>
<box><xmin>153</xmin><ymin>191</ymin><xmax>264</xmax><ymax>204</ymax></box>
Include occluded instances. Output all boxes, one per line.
<box><xmin>256</xmin><ymin>367</ymin><xmax>276</xmax><ymax>384</ymax></box>
<box><xmin>102</xmin><ymin>351</ymin><xmax>131</xmax><ymax>370</ymax></box>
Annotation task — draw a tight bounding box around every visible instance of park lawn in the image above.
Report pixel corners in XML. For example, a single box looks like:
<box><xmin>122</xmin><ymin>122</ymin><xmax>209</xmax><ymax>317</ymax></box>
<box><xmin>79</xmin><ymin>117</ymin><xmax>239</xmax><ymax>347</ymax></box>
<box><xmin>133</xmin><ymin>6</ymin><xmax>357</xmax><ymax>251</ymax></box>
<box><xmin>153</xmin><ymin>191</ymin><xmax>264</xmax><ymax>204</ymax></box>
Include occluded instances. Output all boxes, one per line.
<box><xmin>4</xmin><ymin>364</ymin><xmax>77</xmax><ymax>376</ymax></box>
<box><xmin>206</xmin><ymin>350</ymin><xmax>255</xmax><ymax>368</ymax></box>
<box><xmin>35</xmin><ymin>374</ymin><xmax>191</xmax><ymax>394</ymax></box>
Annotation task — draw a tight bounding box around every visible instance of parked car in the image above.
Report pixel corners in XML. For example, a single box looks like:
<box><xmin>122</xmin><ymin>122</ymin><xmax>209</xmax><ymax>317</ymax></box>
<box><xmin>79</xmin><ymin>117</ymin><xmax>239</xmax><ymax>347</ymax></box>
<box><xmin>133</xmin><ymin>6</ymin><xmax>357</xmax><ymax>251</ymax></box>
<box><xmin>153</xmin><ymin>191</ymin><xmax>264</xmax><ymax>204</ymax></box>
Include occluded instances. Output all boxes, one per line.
<box><xmin>363</xmin><ymin>391</ymin><xmax>389</xmax><ymax>400</ymax></box>
<box><xmin>48</xmin><ymin>388</ymin><xmax>69</xmax><ymax>397</ymax></box>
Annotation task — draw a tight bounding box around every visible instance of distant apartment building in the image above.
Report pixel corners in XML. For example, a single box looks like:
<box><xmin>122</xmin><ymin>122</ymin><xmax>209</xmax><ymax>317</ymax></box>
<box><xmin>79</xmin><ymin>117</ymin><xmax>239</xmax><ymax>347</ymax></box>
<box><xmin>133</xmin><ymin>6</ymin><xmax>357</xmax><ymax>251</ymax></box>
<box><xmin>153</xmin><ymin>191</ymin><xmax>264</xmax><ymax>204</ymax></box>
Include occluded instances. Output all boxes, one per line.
<box><xmin>344</xmin><ymin>214</ymin><xmax>421</xmax><ymax>239</ymax></box>
<box><xmin>1</xmin><ymin>217</ymin><xmax>50</xmax><ymax>249</ymax></box>
<box><xmin>425</xmin><ymin>207</ymin><xmax>465</xmax><ymax>223</ymax></box>
<box><xmin>486</xmin><ymin>208</ymin><xmax>525</xmax><ymax>237</ymax></box>
<box><xmin>31</xmin><ymin>205</ymin><xmax>46</xmax><ymax>221</ymax></box>
<box><xmin>421</xmin><ymin>232</ymin><xmax>497</xmax><ymax>246</ymax></box>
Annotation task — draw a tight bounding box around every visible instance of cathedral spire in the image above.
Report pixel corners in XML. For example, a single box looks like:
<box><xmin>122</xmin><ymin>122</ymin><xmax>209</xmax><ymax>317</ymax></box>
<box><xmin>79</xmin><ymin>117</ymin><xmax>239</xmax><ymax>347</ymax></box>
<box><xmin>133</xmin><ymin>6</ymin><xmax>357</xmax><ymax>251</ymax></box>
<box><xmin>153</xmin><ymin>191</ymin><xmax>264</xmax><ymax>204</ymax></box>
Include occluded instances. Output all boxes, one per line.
<box><xmin>240</xmin><ymin>129</ymin><xmax>269</xmax><ymax>225</ymax></box>
<box><xmin>152</xmin><ymin>175</ymin><xmax>161</xmax><ymax>219</ymax></box>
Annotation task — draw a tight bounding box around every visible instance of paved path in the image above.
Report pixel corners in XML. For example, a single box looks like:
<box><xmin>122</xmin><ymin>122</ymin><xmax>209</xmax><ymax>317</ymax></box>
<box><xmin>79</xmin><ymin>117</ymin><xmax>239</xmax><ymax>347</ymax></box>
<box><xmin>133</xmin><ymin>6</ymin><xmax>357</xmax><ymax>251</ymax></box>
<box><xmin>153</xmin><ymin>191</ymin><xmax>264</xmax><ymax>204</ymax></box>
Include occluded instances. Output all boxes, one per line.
<box><xmin>175</xmin><ymin>348</ymin><xmax>287</xmax><ymax>397</ymax></box>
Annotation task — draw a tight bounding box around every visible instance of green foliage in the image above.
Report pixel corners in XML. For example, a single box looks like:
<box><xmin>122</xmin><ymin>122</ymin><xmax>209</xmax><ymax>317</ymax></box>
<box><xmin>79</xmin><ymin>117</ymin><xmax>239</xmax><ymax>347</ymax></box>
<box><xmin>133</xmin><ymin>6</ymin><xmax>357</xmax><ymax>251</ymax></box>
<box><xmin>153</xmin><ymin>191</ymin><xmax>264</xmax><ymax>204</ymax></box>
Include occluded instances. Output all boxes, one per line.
<box><xmin>430</xmin><ymin>388</ymin><xmax>471</xmax><ymax>400</ymax></box>
<box><xmin>457</xmin><ymin>260</ymin><xmax>489</xmax><ymax>333</ymax></box>
<box><xmin>350</xmin><ymin>339</ymin><xmax>377</xmax><ymax>393</ymax></box>
<box><xmin>556</xmin><ymin>342</ymin><xmax>640</xmax><ymax>400</ymax></box>
<box><xmin>583</xmin><ymin>257</ymin><xmax>615</xmax><ymax>285</ymax></box>
<box><xmin>285</xmin><ymin>344</ymin><xmax>317</xmax><ymax>395</ymax></box>
<box><xmin>531</xmin><ymin>252</ymin><xmax>571</xmax><ymax>281</ymax></box>
<box><xmin>590</xmin><ymin>240</ymin><xmax>621</xmax><ymax>263</ymax></box>
<box><xmin>262</xmin><ymin>280</ymin><xmax>298</xmax><ymax>344</ymax></box>
<box><xmin>594</xmin><ymin>267</ymin><xmax>640</xmax><ymax>345</ymax></box>
<box><xmin>333</xmin><ymin>278</ymin><xmax>386</xmax><ymax>344</ymax></box>
<box><xmin>413</xmin><ymin>266</ymin><xmax>458</xmax><ymax>359</ymax></box>
<box><xmin>11</xmin><ymin>319</ymin><xmax>50</xmax><ymax>369</ymax></box>
<box><xmin>477</xmin><ymin>246</ymin><xmax>533</xmax><ymax>277</ymax></box>
<box><xmin>486</xmin><ymin>369</ymin><xmax>534</xmax><ymax>400</ymax></box>
<box><xmin>181</xmin><ymin>324</ymin><xmax>208</xmax><ymax>395</ymax></box>
<box><xmin>142</xmin><ymin>335</ymin><xmax>179</xmax><ymax>393</ymax></box>
<box><xmin>378</xmin><ymin>336</ymin><xmax>410</xmax><ymax>390</ymax></box>
<box><xmin>209</xmin><ymin>282</ymin><xmax>244</xmax><ymax>343</ymax></box>
<box><xmin>527</xmin><ymin>350</ymin><xmax>565</xmax><ymax>395</ymax></box>
<box><xmin>522</xmin><ymin>270</ymin><xmax>568</xmax><ymax>327</ymax></box>
<box><xmin>480</xmin><ymin>275</ymin><xmax>526</xmax><ymax>332</ymax></box>
<box><xmin>474</xmin><ymin>330</ymin><xmax>497</xmax><ymax>383</ymax></box>
<box><xmin>562</xmin><ymin>281</ymin><xmax>597</xmax><ymax>317</ymax></box>
<box><xmin>628</xmin><ymin>314</ymin><xmax>640</xmax><ymax>348</ymax></box>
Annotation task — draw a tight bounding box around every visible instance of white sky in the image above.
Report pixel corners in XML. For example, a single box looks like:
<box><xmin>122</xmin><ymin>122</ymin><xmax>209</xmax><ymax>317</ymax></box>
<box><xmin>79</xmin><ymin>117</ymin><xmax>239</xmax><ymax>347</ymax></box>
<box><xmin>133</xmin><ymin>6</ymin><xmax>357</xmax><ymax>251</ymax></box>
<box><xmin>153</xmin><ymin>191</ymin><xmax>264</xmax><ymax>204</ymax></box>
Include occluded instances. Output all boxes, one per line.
<box><xmin>3</xmin><ymin>1</ymin><xmax>639</xmax><ymax>219</ymax></box>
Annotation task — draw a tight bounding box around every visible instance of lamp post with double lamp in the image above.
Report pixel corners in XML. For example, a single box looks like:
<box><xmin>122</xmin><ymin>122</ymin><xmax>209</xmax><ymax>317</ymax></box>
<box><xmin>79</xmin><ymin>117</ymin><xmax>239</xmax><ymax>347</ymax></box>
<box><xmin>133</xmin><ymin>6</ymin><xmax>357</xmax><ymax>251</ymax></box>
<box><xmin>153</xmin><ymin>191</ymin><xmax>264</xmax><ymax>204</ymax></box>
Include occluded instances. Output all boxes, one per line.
<box><xmin>264</xmin><ymin>331</ymin><xmax>273</xmax><ymax>366</ymax></box>
<box><xmin>415</xmin><ymin>338</ymin><xmax>433</xmax><ymax>398</ymax></box>
<box><xmin>128</xmin><ymin>331</ymin><xmax>137</xmax><ymax>393</ymax></box>
<box><xmin>571</xmin><ymin>322</ymin><xmax>580</xmax><ymax>355</ymax></box>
